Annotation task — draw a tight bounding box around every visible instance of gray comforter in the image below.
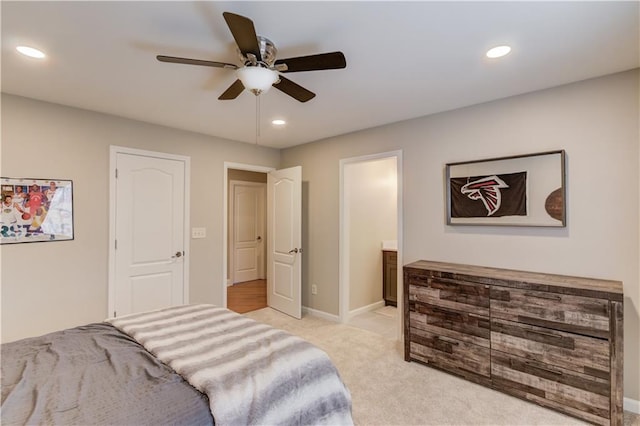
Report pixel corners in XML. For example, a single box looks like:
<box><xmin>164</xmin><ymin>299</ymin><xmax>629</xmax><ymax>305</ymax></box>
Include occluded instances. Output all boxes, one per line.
<box><xmin>1</xmin><ymin>323</ymin><xmax>214</xmax><ymax>425</ymax></box>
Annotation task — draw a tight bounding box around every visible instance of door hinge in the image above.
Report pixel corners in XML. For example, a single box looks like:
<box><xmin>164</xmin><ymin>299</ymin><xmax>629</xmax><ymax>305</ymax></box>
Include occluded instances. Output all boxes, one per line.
<box><xmin>115</xmin><ymin>168</ymin><xmax>118</xmax><ymax>178</ymax></box>
<box><xmin>113</xmin><ymin>311</ymin><xmax>117</xmax><ymax>317</ymax></box>
<box><xmin>115</xmin><ymin>240</ymin><xmax>117</xmax><ymax>250</ymax></box>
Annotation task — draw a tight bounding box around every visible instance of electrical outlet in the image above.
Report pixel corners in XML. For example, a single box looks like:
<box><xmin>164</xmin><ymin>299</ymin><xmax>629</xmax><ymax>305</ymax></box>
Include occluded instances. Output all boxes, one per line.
<box><xmin>191</xmin><ymin>227</ymin><xmax>206</xmax><ymax>239</ymax></box>
<box><xmin>311</xmin><ymin>284</ymin><xmax>318</xmax><ymax>295</ymax></box>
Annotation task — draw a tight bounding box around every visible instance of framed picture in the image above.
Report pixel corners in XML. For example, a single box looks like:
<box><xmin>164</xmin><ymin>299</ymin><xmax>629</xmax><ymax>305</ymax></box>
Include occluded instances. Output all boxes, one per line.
<box><xmin>445</xmin><ymin>150</ymin><xmax>566</xmax><ymax>227</ymax></box>
<box><xmin>1</xmin><ymin>177</ymin><xmax>74</xmax><ymax>244</ymax></box>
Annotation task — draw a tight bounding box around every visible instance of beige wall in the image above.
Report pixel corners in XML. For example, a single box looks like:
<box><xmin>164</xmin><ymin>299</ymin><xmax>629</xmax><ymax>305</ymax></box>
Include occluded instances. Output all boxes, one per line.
<box><xmin>281</xmin><ymin>69</ymin><xmax>640</xmax><ymax>401</ymax></box>
<box><xmin>345</xmin><ymin>157</ymin><xmax>397</xmax><ymax>311</ymax></box>
<box><xmin>0</xmin><ymin>94</ymin><xmax>280</xmax><ymax>342</ymax></box>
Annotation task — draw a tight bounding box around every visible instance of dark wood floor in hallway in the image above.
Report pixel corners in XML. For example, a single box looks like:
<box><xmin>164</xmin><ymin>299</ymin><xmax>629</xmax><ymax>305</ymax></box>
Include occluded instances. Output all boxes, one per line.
<box><xmin>227</xmin><ymin>279</ymin><xmax>267</xmax><ymax>314</ymax></box>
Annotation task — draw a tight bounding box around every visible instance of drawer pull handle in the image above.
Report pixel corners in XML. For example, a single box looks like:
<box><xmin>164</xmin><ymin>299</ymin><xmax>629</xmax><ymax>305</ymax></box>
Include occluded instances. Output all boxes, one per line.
<box><xmin>525</xmin><ymin>361</ymin><xmax>563</xmax><ymax>376</ymax></box>
<box><xmin>435</xmin><ymin>336</ymin><xmax>459</xmax><ymax>346</ymax></box>
<box><xmin>523</xmin><ymin>292</ymin><xmax>562</xmax><ymax>301</ymax></box>
<box><xmin>432</xmin><ymin>307</ymin><xmax>458</xmax><ymax>316</ymax></box>
<box><xmin>527</xmin><ymin>329</ymin><xmax>559</xmax><ymax>339</ymax></box>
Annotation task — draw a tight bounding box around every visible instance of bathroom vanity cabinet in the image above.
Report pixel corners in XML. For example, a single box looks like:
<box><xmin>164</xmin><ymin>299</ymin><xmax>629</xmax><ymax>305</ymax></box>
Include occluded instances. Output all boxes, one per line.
<box><xmin>382</xmin><ymin>250</ymin><xmax>397</xmax><ymax>306</ymax></box>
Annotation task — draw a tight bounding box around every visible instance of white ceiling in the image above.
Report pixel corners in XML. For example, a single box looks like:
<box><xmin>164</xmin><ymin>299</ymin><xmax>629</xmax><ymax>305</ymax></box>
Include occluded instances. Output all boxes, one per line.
<box><xmin>2</xmin><ymin>1</ymin><xmax>638</xmax><ymax>149</ymax></box>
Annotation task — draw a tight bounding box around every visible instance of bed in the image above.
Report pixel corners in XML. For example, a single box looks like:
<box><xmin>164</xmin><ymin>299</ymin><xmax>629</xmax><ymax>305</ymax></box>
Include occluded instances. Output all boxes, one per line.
<box><xmin>1</xmin><ymin>304</ymin><xmax>353</xmax><ymax>425</ymax></box>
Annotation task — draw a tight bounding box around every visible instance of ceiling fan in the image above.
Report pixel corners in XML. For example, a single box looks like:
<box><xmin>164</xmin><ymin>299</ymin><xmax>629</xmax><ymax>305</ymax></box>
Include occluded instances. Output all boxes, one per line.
<box><xmin>157</xmin><ymin>12</ymin><xmax>347</xmax><ymax>103</ymax></box>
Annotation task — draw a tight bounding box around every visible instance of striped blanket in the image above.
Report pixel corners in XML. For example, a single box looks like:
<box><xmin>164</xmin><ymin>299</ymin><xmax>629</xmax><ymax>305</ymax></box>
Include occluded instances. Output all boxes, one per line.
<box><xmin>106</xmin><ymin>304</ymin><xmax>353</xmax><ymax>426</ymax></box>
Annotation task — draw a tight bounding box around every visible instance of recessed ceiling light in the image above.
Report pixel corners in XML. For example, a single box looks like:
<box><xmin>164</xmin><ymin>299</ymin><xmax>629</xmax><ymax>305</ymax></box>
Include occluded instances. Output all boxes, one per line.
<box><xmin>272</xmin><ymin>119</ymin><xmax>286</xmax><ymax>126</ymax></box>
<box><xmin>486</xmin><ymin>45</ymin><xmax>511</xmax><ymax>59</ymax></box>
<box><xmin>16</xmin><ymin>46</ymin><xmax>46</xmax><ymax>59</ymax></box>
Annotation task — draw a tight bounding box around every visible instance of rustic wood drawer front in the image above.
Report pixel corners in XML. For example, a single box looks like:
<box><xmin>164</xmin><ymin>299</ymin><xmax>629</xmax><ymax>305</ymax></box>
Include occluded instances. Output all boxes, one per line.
<box><xmin>409</xmin><ymin>303</ymin><xmax>490</xmax><ymax>348</ymax></box>
<box><xmin>492</xmin><ymin>350</ymin><xmax>611</xmax><ymax>425</ymax></box>
<box><xmin>409</xmin><ymin>327</ymin><xmax>490</xmax><ymax>381</ymax></box>
<box><xmin>491</xmin><ymin>318</ymin><xmax>610</xmax><ymax>377</ymax></box>
<box><xmin>491</xmin><ymin>287</ymin><xmax>610</xmax><ymax>338</ymax></box>
<box><xmin>407</xmin><ymin>276</ymin><xmax>489</xmax><ymax>317</ymax></box>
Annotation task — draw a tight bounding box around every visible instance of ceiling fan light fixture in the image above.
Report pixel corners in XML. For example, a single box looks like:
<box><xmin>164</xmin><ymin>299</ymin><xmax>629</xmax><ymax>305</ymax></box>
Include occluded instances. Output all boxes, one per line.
<box><xmin>237</xmin><ymin>66</ymin><xmax>279</xmax><ymax>95</ymax></box>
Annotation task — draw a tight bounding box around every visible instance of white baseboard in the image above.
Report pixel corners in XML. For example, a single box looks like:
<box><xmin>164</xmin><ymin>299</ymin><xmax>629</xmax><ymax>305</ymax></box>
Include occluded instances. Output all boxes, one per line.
<box><xmin>625</xmin><ymin>397</ymin><xmax>640</xmax><ymax>414</ymax></box>
<box><xmin>347</xmin><ymin>300</ymin><xmax>385</xmax><ymax>321</ymax></box>
<box><xmin>283</xmin><ymin>305</ymin><xmax>390</xmax><ymax>323</ymax></box>
<box><xmin>302</xmin><ymin>306</ymin><xmax>340</xmax><ymax>322</ymax></box>
<box><xmin>226</xmin><ymin>279</ymin><xmax>232</xmax><ymax>287</ymax></box>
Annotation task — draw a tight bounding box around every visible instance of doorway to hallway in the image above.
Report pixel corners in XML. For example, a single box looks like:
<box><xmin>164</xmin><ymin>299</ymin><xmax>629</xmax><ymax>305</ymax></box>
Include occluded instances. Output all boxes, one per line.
<box><xmin>222</xmin><ymin>162</ymin><xmax>303</xmax><ymax>319</ymax></box>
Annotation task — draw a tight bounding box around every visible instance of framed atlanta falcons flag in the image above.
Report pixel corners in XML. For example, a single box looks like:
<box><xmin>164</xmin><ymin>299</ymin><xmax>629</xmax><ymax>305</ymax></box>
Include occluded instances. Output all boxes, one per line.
<box><xmin>445</xmin><ymin>150</ymin><xmax>566</xmax><ymax>227</ymax></box>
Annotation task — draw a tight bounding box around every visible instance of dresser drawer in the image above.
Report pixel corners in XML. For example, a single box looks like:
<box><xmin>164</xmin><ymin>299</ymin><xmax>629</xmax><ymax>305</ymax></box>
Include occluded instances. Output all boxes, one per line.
<box><xmin>409</xmin><ymin>303</ymin><xmax>489</xmax><ymax>347</ymax></box>
<box><xmin>491</xmin><ymin>286</ymin><xmax>610</xmax><ymax>338</ymax></box>
<box><xmin>407</xmin><ymin>275</ymin><xmax>489</xmax><ymax>316</ymax></box>
<box><xmin>492</xmin><ymin>350</ymin><xmax>610</xmax><ymax>424</ymax></box>
<box><xmin>409</xmin><ymin>327</ymin><xmax>490</xmax><ymax>380</ymax></box>
<box><xmin>491</xmin><ymin>318</ymin><xmax>610</xmax><ymax>377</ymax></box>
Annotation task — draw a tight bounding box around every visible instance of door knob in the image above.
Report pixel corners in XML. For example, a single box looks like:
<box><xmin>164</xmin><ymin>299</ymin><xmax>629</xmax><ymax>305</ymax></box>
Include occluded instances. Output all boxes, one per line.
<box><xmin>172</xmin><ymin>251</ymin><xmax>183</xmax><ymax>258</ymax></box>
<box><xmin>256</xmin><ymin>236</ymin><xmax>262</xmax><ymax>241</ymax></box>
<box><xmin>288</xmin><ymin>248</ymin><xmax>298</xmax><ymax>254</ymax></box>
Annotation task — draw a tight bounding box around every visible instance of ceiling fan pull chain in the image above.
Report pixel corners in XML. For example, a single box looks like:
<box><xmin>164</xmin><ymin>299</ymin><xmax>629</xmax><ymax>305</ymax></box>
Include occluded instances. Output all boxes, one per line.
<box><xmin>255</xmin><ymin>95</ymin><xmax>260</xmax><ymax>147</ymax></box>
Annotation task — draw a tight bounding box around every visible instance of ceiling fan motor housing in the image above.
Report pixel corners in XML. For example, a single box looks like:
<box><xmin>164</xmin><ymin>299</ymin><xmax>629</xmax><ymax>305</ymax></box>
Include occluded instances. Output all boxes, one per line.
<box><xmin>239</xmin><ymin>36</ymin><xmax>277</xmax><ymax>67</ymax></box>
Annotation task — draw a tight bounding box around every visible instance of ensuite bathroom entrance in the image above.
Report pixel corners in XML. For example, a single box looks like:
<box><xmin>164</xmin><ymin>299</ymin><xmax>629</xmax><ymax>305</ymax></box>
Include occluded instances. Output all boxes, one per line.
<box><xmin>340</xmin><ymin>151</ymin><xmax>402</xmax><ymax>339</ymax></box>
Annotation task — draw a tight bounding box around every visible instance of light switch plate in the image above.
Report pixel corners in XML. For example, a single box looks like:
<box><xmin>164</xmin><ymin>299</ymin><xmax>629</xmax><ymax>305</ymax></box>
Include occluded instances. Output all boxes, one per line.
<box><xmin>192</xmin><ymin>227</ymin><xmax>206</xmax><ymax>239</ymax></box>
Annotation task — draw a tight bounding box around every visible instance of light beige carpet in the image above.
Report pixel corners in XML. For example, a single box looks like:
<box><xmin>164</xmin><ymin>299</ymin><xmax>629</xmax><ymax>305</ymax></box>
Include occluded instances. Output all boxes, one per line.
<box><xmin>245</xmin><ymin>308</ymin><xmax>640</xmax><ymax>426</ymax></box>
<box><xmin>373</xmin><ymin>305</ymin><xmax>398</xmax><ymax>318</ymax></box>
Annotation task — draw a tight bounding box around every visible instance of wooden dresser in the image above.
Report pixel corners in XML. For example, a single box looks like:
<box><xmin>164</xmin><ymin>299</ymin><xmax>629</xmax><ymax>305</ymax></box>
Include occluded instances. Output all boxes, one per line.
<box><xmin>404</xmin><ymin>260</ymin><xmax>623</xmax><ymax>426</ymax></box>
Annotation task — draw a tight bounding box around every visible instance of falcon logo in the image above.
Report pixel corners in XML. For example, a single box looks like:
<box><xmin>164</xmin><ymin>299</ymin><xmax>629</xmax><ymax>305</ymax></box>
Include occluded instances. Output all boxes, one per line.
<box><xmin>460</xmin><ymin>175</ymin><xmax>509</xmax><ymax>216</ymax></box>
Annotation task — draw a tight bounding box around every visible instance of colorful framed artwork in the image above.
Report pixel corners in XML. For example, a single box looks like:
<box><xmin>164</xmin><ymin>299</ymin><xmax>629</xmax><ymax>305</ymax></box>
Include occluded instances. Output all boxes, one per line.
<box><xmin>445</xmin><ymin>150</ymin><xmax>566</xmax><ymax>227</ymax></box>
<box><xmin>1</xmin><ymin>177</ymin><xmax>74</xmax><ymax>244</ymax></box>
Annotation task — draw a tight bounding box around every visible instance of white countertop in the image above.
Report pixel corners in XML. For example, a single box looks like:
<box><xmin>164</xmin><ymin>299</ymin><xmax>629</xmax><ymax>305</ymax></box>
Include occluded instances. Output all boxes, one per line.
<box><xmin>381</xmin><ymin>240</ymin><xmax>397</xmax><ymax>251</ymax></box>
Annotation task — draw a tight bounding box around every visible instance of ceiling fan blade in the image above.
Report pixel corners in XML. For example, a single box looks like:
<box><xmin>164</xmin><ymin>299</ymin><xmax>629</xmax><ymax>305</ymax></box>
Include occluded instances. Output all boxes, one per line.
<box><xmin>274</xmin><ymin>76</ymin><xmax>316</xmax><ymax>103</ymax></box>
<box><xmin>223</xmin><ymin>12</ymin><xmax>261</xmax><ymax>62</ymax></box>
<box><xmin>274</xmin><ymin>51</ymin><xmax>346</xmax><ymax>73</ymax></box>
<box><xmin>157</xmin><ymin>55</ymin><xmax>237</xmax><ymax>69</ymax></box>
<box><xmin>218</xmin><ymin>79</ymin><xmax>245</xmax><ymax>100</ymax></box>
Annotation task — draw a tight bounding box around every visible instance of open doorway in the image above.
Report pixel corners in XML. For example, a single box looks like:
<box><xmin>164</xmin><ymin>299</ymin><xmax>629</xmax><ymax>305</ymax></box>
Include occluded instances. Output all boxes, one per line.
<box><xmin>339</xmin><ymin>151</ymin><xmax>403</xmax><ymax>340</ymax></box>
<box><xmin>223</xmin><ymin>163</ymin><xmax>303</xmax><ymax>318</ymax></box>
<box><xmin>223</xmin><ymin>163</ymin><xmax>273</xmax><ymax>313</ymax></box>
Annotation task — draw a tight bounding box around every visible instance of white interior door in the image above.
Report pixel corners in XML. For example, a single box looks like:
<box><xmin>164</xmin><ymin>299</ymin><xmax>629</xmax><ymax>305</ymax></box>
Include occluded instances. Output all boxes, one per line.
<box><xmin>113</xmin><ymin>152</ymin><xmax>187</xmax><ymax>317</ymax></box>
<box><xmin>231</xmin><ymin>181</ymin><xmax>265</xmax><ymax>283</ymax></box>
<box><xmin>267</xmin><ymin>166</ymin><xmax>302</xmax><ymax>319</ymax></box>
